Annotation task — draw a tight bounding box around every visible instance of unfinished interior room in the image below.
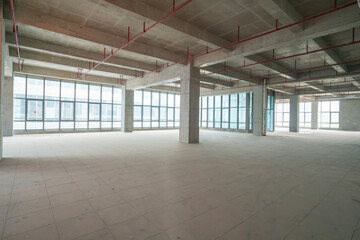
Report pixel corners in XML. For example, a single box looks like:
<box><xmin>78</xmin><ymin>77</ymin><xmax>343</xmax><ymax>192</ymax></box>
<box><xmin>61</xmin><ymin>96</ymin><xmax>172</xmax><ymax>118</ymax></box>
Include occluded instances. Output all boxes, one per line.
<box><xmin>0</xmin><ymin>0</ymin><xmax>360</xmax><ymax>239</ymax></box>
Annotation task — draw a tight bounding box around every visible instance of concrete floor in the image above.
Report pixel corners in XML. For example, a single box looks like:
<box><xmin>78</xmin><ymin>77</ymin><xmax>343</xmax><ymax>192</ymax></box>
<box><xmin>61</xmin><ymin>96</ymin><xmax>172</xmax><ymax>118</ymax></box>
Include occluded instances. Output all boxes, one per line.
<box><xmin>0</xmin><ymin>130</ymin><xmax>360</xmax><ymax>240</ymax></box>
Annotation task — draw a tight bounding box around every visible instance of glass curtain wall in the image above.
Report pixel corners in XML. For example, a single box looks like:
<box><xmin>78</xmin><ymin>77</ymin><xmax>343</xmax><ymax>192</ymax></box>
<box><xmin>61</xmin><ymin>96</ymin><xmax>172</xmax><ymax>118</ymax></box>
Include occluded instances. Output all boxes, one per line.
<box><xmin>13</xmin><ymin>75</ymin><xmax>122</xmax><ymax>132</ymax></box>
<box><xmin>319</xmin><ymin>101</ymin><xmax>340</xmax><ymax>128</ymax></box>
<box><xmin>266</xmin><ymin>93</ymin><xmax>275</xmax><ymax>132</ymax></box>
<box><xmin>199</xmin><ymin>92</ymin><xmax>252</xmax><ymax>131</ymax></box>
<box><xmin>275</xmin><ymin>101</ymin><xmax>290</xmax><ymax>127</ymax></box>
<box><xmin>299</xmin><ymin>101</ymin><xmax>312</xmax><ymax>128</ymax></box>
<box><xmin>133</xmin><ymin>90</ymin><xmax>180</xmax><ymax>129</ymax></box>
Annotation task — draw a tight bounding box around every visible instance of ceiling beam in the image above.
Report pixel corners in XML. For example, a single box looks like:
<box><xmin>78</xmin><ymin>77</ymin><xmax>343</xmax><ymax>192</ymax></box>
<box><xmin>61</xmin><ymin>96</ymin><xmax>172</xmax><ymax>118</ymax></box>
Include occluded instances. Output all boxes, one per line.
<box><xmin>9</xmin><ymin>47</ymin><xmax>139</xmax><ymax>78</ymax></box>
<box><xmin>6</xmin><ymin>34</ymin><xmax>156</xmax><ymax>72</ymax></box>
<box><xmin>4</xmin><ymin>5</ymin><xmax>185</xmax><ymax>64</ymax></box>
<box><xmin>15</xmin><ymin>64</ymin><xmax>120</xmax><ymax>85</ymax></box>
<box><xmin>201</xmin><ymin>64</ymin><xmax>261</xmax><ymax>85</ymax></box>
<box><xmin>194</xmin><ymin>4</ymin><xmax>360</xmax><ymax>67</ymax></box>
<box><xmin>102</xmin><ymin>0</ymin><xmax>231</xmax><ymax>51</ymax></box>
<box><xmin>199</xmin><ymin>76</ymin><xmax>234</xmax><ymax>87</ymax></box>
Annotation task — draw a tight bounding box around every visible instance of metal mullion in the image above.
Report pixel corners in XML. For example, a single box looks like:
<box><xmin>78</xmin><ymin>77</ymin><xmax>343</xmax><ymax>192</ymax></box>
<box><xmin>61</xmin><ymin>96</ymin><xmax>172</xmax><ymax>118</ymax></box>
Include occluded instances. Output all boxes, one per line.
<box><xmin>42</xmin><ymin>78</ymin><xmax>45</xmax><ymax>130</ymax></box>
<box><xmin>100</xmin><ymin>85</ymin><xmax>103</xmax><ymax>129</ymax></box>
<box><xmin>73</xmin><ymin>82</ymin><xmax>76</xmax><ymax>130</ymax></box>
<box><xmin>111</xmin><ymin>86</ymin><xmax>114</xmax><ymax>129</ymax></box>
<box><xmin>150</xmin><ymin>91</ymin><xmax>152</xmax><ymax>128</ymax></box>
<box><xmin>59</xmin><ymin>80</ymin><xmax>62</xmax><ymax>131</ymax></box>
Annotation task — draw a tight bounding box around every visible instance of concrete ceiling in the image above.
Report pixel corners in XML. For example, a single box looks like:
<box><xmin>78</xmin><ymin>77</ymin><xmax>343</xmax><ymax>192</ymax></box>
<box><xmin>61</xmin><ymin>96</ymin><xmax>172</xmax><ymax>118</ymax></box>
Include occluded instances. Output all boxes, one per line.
<box><xmin>4</xmin><ymin>0</ymin><xmax>360</xmax><ymax>98</ymax></box>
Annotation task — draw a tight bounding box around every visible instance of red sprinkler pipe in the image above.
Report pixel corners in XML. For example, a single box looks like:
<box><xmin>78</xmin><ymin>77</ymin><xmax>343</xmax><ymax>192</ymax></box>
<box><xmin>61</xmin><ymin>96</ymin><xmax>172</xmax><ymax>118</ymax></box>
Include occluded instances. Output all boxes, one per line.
<box><xmin>79</xmin><ymin>0</ymin><xmax>193</xmax><ymax>79</ymax></box>
<box><xmin>10</xmin><ymin>0</ymin><xmax>22</xmax><ymax>71</ymax></box>
<box><xmin>131</xmin><ymin>1</ymin><xmax>358</xmax><ymax>81</ymax></box>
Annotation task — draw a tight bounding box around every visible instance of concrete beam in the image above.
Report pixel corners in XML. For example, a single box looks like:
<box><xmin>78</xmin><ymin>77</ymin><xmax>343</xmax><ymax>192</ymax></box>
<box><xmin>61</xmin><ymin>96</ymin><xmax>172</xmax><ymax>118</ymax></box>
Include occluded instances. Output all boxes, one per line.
<box><xmin>245</xmin><ymin>55</ymin><xmax>296</xmax><ymax>79</ymax></box>
<box><xmin>201</xmin><ymin>64</ymin><xmax>261</xmax><ymax>85</ymax></box>
<box><xmin>6</xmin><ymin>34</ymin><xmax>156</xmax><ymax>72</ymax></box>
<box><xmin>259</xmin><ymin>0</ymin><xmax>303</xmax><ymax>32</ymax></box>
<box><xmin>9</xmin><ymin>47</ymin><xmax>138</xmax><ymax>78</ymax></box>
<box><xmin>5</xmin><ymin>5</ymin><xmax>185</xmax><ymax>64</ymax></box>
<box><xmin>103</xmin><ymin>0</ymin><xmax>231</xmax><ymax>51</ymax></box>
<box><xmin>194</xmin><ymin>5</ymin><xmax>360</xmax><ymax>67</ymax></box>
<box><xmin>174</xmin><ymin>80</ymin><xmax>215</xmax><ymax>90</ymax></box>
<box><xmin>127</xmin><ymin>65</ymin><xmax>183</xmax><ymax>90</ymax></box>
<box><xmin>146</xmin><ymin>85</ymin><xmax>180</xmax><ymax>93</ymax></box>
<box><xmin>199</xmin><ymin>76</ymin><xmax>234</xmax><ymax>87</ymax></box>
<box><xmin>15</xmin><ymin>64</ymin><xmax>120</xmax><ymax>85</ymax></box>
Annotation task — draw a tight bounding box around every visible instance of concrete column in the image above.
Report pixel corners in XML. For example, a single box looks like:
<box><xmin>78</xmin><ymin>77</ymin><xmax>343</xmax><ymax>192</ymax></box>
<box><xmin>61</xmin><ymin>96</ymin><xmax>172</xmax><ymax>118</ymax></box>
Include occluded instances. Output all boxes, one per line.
<box><xmin>0</xmin><ymin>1</ymin><xmax>4</xmax><ymax>159</ymax></box>
<box><xmin>179</xmin><ymin>61</ymin><xmax>200</xmax><ymax>143</ymax></box>
<box><xmin>289</xmin><ymin>95</ymin><xmax>300</xmax><ymax>132</ymax></box>
<box><xmin>121</xmin><ymin>86</ymin><xmax>134</xmax><ymax>132</ymax></box>
<box><xmin>311</xmin><ymin>101</ymin><xmax>318</xmax><ymax>130</ymax></box>
<box><xmin>253</xmin><ymin>80</ymin><xmax>267</xmax><ymax>136</ymax></box>
<box><xmin>3</xmin><ymin>76</ymin><xmax>13</xmax><ymax>136</ymax></box>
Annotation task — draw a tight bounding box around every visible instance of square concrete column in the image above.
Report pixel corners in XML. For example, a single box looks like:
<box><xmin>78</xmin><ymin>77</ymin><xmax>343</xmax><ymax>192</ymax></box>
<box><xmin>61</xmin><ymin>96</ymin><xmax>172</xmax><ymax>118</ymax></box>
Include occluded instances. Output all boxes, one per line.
<box><xmin>121</xmin><ymin>86</ymin><xmax>134</xmax><ymax>132</ymax></box>
<box><xmin>253</xmin><ymin>81</ymin><xmax>267</xmax><ymax>136</ymax></box>
<box><xmin>179</xmin><ymin>61</ymin><xmax>200</xmax><ymax>143</ymax></box>
<box><xmin>311</xmin><ymin>101</ymin><xmax>318</xmax><ymax>130</ymax></box>
<box><xmin>3</xmin><ymin>76</ymin><xmax>13</xmax><ymax>136</ymax></box>
<box><xmin>289</xmin><ymin>95</ymin><xmax>300</xmax><ymax>132</ymax></box>
<box><xmin>245</xmin><ymin>93</ymin><xmax>251</xmax><ymax>131</ymax></box>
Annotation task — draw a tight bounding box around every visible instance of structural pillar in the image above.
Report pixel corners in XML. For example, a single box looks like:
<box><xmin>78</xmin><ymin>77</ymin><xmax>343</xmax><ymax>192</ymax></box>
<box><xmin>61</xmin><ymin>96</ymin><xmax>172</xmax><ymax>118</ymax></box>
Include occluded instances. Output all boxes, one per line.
<box><xmin>0</xmin><ymin>0</ymin><xmax>4</xmax><ymax>159</ymax></box>
<box><xmin>3</xmin><ymin>76</ymin><xmax>13</xmax><ymax>136</ymax></box>
<box><xmin>253</xmin><ymin>80</ymin><xmax>267</xmax><ymax>136</ymax></box>
<box><xmin>121</xmin><ymin>86</ymin><xmax>134</xmax><ymax>132</ymax></box>
<box><xmin>311</xmin><ymin>101</ymin><xmax>318</xmax><ymax>130</ymax></box>
<box><xmin>289</xmin><ymin>95</ymin><xmax>300</xmax><ymax>132</ymax></box>
<box><xmin>179</xmin><ymin>60</ymin><xmax>200</xmax><ymax>143</ymax></box>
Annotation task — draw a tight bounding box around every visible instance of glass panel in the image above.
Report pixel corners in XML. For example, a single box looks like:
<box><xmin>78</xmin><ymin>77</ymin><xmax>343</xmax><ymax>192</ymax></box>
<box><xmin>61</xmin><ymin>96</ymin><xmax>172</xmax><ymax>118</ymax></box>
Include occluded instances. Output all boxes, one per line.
<box><xmin>113</xmin><ymin>122</ymin><xmax>121</xmax><ymax>128</ymax></box>
<box><xmin>321</xmin><ymin>101</ymin><xmax>330</xmax><ymax>112</ymax></box>
<box><xmin>239</xmin><ymin>93</ymin><xmax>246</xmax><ymax>107</ymax></box>
<box><xmin>152</xmin><ymin>92</ymin><xmax>160</xmax><ymax>106</ymax></box>
<box><xmin>102</xmin><ymin>86</ymin><xmax>113</xmax><ymax>103</ymax></box>
<box><xmin>331</xmin><ymin>101</ymin><xmax>339</xmax><ymax>112</ymax></box>
<box><xmin>134</xmin><ymin>122</ymin><xmax>142</xmax><ymax>128</ymax></box>
<box><xmin>202</xmin><ymin>109</ymin><xmax>207</xmax><ymax>122</ymax></box>
<box><xmin>76</xmin><ymin>83</ymin><xmax>88</xmax><ymax>102</ymax></box>
<box><xmin>14</xmin><ymin>76</ymin><xmax>26</xmax><ymax>98</ymax></box>
<box><xmin>331</xmin><ymin>113</ymin><xmax>339</xmax><ymax>123</ymax></box>
<box><xmin>44</xmin><ymin>101</ymin><xmax>60</xmax><ymax>121</ymax></box>
<box><xmin>113</xmin><ymin>104</ymin><xmax>121</xmax><ymax>121</ymax></box>
<box><xmin>208</xmin><ymin>96</ymin><xmax>214</xmax><ymax>108</ymax></box>
<box><xmin>75</xmin><ymin>103</ymin><xmax>88</xmax><ymax>121</ymax></box>
<box><xmin>222</xmin><ymin>95</ymin><xmax>229</xmax><ymax>108</ymax></box>
<box><xmin>101</xmin><ymin>104</ymin><xmax>112</xmax><ymax>121</ymax></box>
<box><xmin>160</xmin><ymin>93</ymin><xmax>167</xmax><ymax>107</ymax></box>
<box><xmin>202</xmin><ymin>97</ymin><xmax>207</xmax><ymax>108</ymax></box>
<box><xmin>27</xmin><ymin>100</ymin><xmax>43</xmax><ymax>120</ymax></box>
<box><xmin>44</xmin><ymin>122</ymin><xmax>59</xmax><ymax>130</ymax></box>
<box><xmin>61</xmin><ymin>82</ymin><xmax>75</xmax><ymax>101</ymax></box>
<box><xmin>230</xmin><ymin>94</ymin><xmax>237</xmax><ymax>107</ymax></box>
<box><xmin>89</xmin><ymin>104</ymin><xmax>100</xmax><ymax>121</ymax></box>
<box><xmin>152</xmin><ymin>107</ymin><xmax>159</xmax><ymax>121</ymax></box>
<box><xmin>134</xmin><ymin>91</ymin><xmax>143</xmax><ymax>105</ymax></box>
<box><xmin>89</xmin><ymin>122</ymin><xmax>100</xmax><ymax>129</ymax></box>
<box><xmin>208</xmin><ymin>109</ymin><xmax>213</xmax><ymax>122</ymax></box>
<box><xmin>14</xmin><ymin>99</ymin><xmax>25</xmax><ymax>120</ymax></box>
<box><xmin>27</xmin><ymin>78</ymin><xmax>44</xmax><ymax>99</ymax></box>
<box><xmin>26</xmin><ymin>121</ymin><xmax>43</xmax><ymax>130</ymax></box>
<box><xmin>61</xmin><ymin>102</ymin><xmax>74</xmax><ymax>120</ymax></box>
<box><xmin>143</xmin><ymin>91</ymin><xmax>151</xmax><ymax>105</ymax></box>
<box><xmin>283</xmin><ymin>103</ymin><xmax>290</xmax><ymax>112</ymax></box>
<box><xmin>230</xmin><ymin>108</ymin><xmax>237</xmax><ymax>122</ymax></box>
<box><xmin>175</xmin><ymin>95</ymin><xmax>180</xmax><ymax>108</ymax></box>
<box><xmin>305</xmin><ymin>102</ymin><xmax>311</xmax><ymax>112</ymax></box>
<box><xmin>168</xmin><ymin>108</ymin><xmax>174</xmax><ymax>121</ymax></box>
<box><xmin>168</xmin><ymin>94</ymin><xmax>174</xmax><ymax>107</ymax></box>
<box><xmin>14</xmin><ymin>122</ymin><xmax>25</xmax><ymax>130</ymax></box>
<box><xmin>160</xmin><ymin>107</ymin><xmax>167</xmax><ymax>121</ymax></box>
<box><xmin>45</xmin><ymin>80</ymin><xmax>60</xmax><ymax>100</ymax></box>
<box><xmin>113</xmin><ymin>87</ymin><xmax>122</xmax><ymax>104</ymax></box>
<box><xmin>321</xmin><ymin>112</ymin><xmax>330</xmax><ymax>123</ymax></box>
<box><xmin>215</xmin><ymin>95</ymin><xmax>221</xmax><ymax>108</ymax></box>
<box><xmin>101</xmin><ymin>122</ymin><xmax>112</xmax><ymax>129</ymax></box>
<box><xmin>143</xmin><ymin>106</ymin><xmax>151</xmax><ymax>121</ymax></box>
<box><xmin>60</xmin><ymin>122</ymin><xmax>74</xmax><ymax>129</ymax></box>
<box><xmin>75</xmin><ymin>122</ymin><xmax>88</xmax><ymax>129</ymax></box>
<box><xmin>89</xmin><ymin>85</ymin><xmax>101</xmax><ymax>102</ymax></box>
<box><xmin>134</xmin><ymin>106</ymin><xmax>142</xmax><ymax>121</ymax></box>
<box><xmin>222</xmin><ymin>108</ymin><xmax>229</xmax><ymax>122</ymax></box>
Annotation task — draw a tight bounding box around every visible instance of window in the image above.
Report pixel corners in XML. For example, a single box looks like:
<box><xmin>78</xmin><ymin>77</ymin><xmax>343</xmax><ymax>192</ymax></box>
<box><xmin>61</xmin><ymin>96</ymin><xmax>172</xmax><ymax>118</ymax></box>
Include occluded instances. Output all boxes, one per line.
<box><xmin>61</xmin><ymin>82</ymin><xmax>75</xmax><ymax>101</ymax></box>
<box><xmin>319</xmin><ymin>101</ymin><xmax>339</xmax><ymax>128</ymax></box>
<box><xmin>200</xmin><ymin>93</ymin><xmax>252</xmax><ymax>131</ymax></box>
<box><xmin>133</xmin><ymin>90</ymin><xmax>180</xmax><ymax>129</ymax></box>
<box><xmin>266</xmin><ymin>94</ymin><xmax>275</xmax><ymax>132</ymax></box>
<box><xmin>45</xmin><ymin>80</ymin><xmax>60</xmax><ymax>100</ymax></box>
<box><xmin>13</xmin><ymin>75</ymin><xmax>122</xmax><ymax>132</ymax></box>
<box><xmin>275</xmin><ymin>101</ymin><xmax>290</xmax><ymax>127</ymax></box>
<box><xmin>300</xmin><ymin>102</ymin><xmax>312</xmax><ymax>128</ymax></box>
<box><xmin>27</xmin><ymin>78</ymin><xmax>43</xmax><ymax>99</ymax></box>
